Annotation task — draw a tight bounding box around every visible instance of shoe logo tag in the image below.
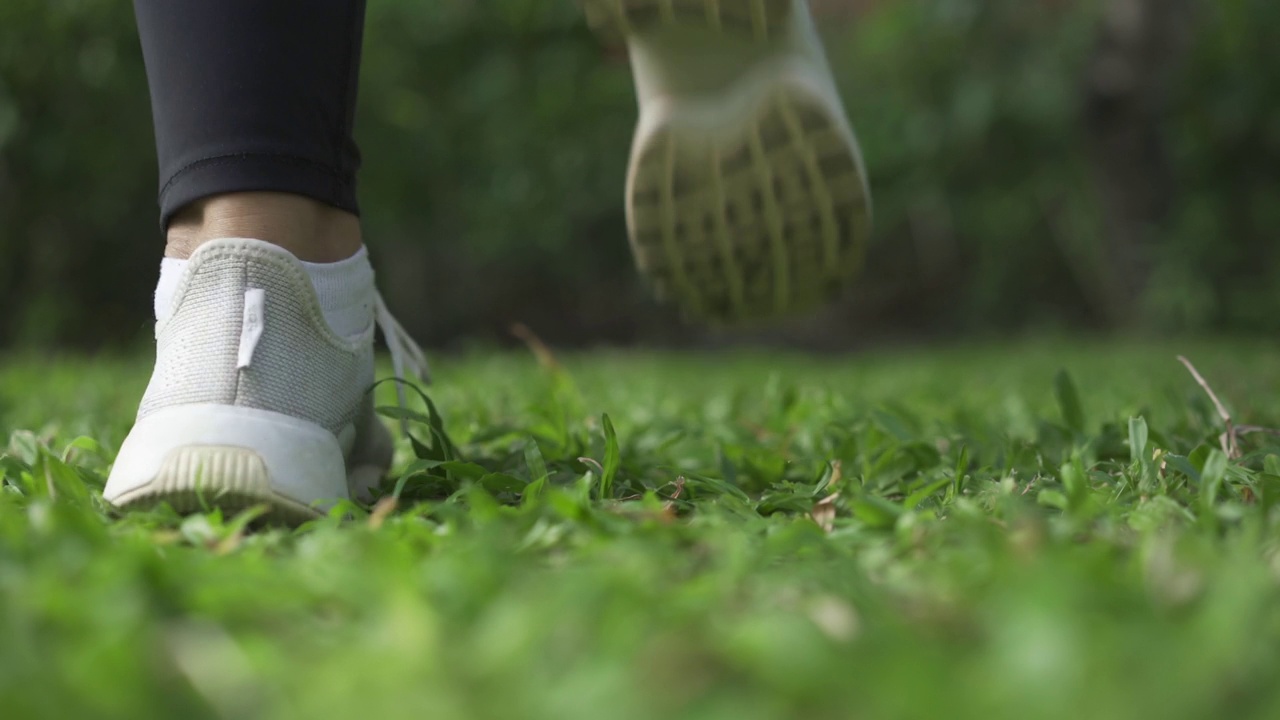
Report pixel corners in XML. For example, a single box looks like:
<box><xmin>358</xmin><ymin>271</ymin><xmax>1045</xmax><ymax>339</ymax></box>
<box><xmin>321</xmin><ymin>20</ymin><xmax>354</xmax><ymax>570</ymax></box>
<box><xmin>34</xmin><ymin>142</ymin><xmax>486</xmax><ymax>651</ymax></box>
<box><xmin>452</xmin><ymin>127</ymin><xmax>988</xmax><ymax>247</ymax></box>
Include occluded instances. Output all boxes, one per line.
<box><xmin>237</xmin><ymin>289</ymin><xmax>266</xmax><ymax>370</ymax></box>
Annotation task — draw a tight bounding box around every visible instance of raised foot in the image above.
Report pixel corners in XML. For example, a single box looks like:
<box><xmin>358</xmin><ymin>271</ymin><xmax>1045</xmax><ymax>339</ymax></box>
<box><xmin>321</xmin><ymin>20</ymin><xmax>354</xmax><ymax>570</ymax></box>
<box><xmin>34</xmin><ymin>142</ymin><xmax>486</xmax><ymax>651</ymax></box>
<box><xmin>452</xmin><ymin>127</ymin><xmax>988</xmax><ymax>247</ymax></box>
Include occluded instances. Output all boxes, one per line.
<box><xmin>582</xmin><ymin>0</ymin><xmax>794</xmax><ymax>40</ymax></box>
<box><xmin>626</xmin><ymin>84</ymin><xmax>871</xmax><ymax>323</ymax></box>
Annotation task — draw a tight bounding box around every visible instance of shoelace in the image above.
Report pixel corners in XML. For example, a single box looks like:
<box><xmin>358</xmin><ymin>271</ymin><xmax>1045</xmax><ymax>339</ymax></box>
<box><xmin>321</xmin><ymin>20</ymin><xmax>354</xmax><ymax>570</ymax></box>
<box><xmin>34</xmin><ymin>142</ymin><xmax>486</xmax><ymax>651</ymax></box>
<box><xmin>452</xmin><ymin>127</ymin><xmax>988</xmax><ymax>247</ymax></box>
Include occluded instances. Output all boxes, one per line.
<box><xmin>374</xmin><ymin>293</ymin><xmax>431</xmax><ymax>418</ymax></box>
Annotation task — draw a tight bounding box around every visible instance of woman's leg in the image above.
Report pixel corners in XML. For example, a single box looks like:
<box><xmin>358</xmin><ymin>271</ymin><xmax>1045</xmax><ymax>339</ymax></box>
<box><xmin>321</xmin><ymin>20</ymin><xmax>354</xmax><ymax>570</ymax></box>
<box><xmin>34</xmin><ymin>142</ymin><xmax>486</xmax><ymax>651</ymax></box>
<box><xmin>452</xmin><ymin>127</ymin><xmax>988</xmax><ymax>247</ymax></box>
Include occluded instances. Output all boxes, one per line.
<box><xmin>106</xmin><ymin>1</ymin><xmax>418</xmax><ymax>523</ymax></box>
<box><xmin>133</xmin><ymin>0</ymin><xmax>366</xmax><ymax>262</ymax></box>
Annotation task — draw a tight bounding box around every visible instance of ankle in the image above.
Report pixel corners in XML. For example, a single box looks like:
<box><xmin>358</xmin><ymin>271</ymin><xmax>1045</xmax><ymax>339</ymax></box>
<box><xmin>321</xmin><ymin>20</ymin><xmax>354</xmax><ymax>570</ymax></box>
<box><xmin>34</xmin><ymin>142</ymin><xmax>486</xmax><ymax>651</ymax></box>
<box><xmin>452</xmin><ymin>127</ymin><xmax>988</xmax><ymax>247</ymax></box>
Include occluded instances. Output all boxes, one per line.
<box><xmin>165</xmin><ymin>192</ymin><xmax>364</xmax><ymax>263</ymax></box>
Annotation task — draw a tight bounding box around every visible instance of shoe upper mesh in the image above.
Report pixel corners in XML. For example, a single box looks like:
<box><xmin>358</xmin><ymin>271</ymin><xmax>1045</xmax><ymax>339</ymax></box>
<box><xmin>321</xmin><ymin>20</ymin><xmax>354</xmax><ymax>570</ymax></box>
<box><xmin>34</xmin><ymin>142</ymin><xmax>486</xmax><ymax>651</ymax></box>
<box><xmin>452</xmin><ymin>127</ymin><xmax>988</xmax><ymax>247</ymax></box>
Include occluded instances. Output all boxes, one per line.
<box><xmin>138</xmin><ymin>243</ymin><xmax>374</xmax><ymax>438</ymax></box>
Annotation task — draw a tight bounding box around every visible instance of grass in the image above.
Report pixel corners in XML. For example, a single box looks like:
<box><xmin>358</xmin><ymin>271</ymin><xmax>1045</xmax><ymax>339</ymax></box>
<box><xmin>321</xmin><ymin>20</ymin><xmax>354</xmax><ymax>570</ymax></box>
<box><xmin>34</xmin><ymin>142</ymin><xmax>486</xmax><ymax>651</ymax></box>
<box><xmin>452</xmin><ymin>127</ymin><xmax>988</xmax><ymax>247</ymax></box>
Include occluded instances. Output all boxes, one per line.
<box><xmin>4</xmin><ymin>339</ymin><xmax>1280</xmax><ymax>719</ymax></box>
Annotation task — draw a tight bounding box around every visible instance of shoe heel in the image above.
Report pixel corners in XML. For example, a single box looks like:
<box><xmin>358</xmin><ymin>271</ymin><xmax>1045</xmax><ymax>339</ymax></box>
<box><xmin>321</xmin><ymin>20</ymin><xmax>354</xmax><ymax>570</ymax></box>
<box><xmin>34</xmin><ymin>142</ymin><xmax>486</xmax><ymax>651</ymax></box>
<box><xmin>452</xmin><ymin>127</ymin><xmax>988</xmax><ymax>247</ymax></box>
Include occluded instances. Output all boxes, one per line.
<box><xmin>111</xmin><ymin>445</ymin><xmax>321</xmax><ymax>525</ymax></box>
<box><xmin>106</xmin><ymin>404</ymin><xmax>351</xmax><ymax>525</ymax></box>
<box><xmin>582</xmin><ymin>0</ymin><xmax>794</xmax><ymax>40</ymax></box>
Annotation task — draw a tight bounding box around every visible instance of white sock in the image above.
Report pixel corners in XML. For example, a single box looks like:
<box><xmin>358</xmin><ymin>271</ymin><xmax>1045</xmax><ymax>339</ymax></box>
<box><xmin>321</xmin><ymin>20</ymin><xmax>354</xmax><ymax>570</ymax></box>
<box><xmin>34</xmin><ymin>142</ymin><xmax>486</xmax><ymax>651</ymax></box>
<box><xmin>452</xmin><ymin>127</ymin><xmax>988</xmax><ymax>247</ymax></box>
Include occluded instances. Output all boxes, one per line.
<box><xmin>154</xmin><ymin>245</ymin><xmax>375</xmax><ymax>341</ymax></box>
<box><xmin>297</xmin><ymin>249</ymin><xmax>376</xmax><ymax>340</ymax></box>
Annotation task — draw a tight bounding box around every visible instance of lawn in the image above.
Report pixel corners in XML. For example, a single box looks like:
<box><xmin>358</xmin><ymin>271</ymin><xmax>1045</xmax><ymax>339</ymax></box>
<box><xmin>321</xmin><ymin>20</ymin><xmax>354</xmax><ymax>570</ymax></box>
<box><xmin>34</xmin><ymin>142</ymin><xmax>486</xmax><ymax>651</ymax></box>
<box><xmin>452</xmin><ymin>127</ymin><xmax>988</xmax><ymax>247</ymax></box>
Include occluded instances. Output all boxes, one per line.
<box><xmin>3</xmin><ymin>340</ymin><xmax>1280</xmax><ymax>719</ymax></box>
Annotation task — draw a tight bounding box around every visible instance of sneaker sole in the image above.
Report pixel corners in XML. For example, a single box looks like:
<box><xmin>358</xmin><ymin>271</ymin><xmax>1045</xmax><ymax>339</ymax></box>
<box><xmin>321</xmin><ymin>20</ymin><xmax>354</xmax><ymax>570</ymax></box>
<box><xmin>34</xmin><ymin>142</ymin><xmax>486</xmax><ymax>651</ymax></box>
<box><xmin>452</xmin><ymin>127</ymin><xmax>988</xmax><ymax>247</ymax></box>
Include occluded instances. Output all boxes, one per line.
<box><xmin>105</xmin><ymin>404</ymin><xmax>355</xmax><ymax>526</ymax></box>
<box><xmin>582</xmin><ymin>0</ymin><xmax>793</xmax><ymax>39</ymax></box>
<box><xmin>584</xmin><ymin>0</ymin><xmax>872</xmax><ymax>322</ymax></box>
<box><xmin>109</xmin><ymin>446</ymin><xmax>321</xmax><ymax>526</ymax></box>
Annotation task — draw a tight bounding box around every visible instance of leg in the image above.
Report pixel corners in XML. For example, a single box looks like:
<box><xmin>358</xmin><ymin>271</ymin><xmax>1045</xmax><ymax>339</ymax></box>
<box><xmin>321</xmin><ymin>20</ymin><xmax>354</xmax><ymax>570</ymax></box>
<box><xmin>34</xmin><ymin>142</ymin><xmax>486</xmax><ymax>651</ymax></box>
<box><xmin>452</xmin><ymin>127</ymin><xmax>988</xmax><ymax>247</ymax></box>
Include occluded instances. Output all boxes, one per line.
<box><xmin>165</xmin><ymin>192</ymin><xmax>363</xmax><ymax>264</ymax></box>
<box><xmin>582</xmin><ymin>0</ymin><xmax>873</xmax><ymax>323</ymax></box>
<box><xmin>134</xmin><ymin>0</ymin><xmax>367</xmax><ymax>262</ymax></box>
<box><xmin>106</xmin><ymin>1</ymin><xmax>420</xmax><ymax>523</ymax></box>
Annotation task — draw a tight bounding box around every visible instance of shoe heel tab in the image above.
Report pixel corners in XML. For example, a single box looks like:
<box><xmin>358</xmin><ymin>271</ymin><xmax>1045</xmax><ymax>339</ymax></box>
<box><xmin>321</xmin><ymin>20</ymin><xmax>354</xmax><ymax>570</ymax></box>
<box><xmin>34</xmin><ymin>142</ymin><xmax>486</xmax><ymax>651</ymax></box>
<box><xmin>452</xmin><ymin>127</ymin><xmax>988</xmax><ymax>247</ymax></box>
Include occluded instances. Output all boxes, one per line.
<box><xmin>164</xmin><ymin>237</ymin><xmax>368</xmax><ymax>352</ymax></box>
<box><xmin>158</xmin><ymin>237</ymin><xmax>312</xmax><ymax>336</ymax></box>
<box><xmin>187</xmin><ymin>237</ymin><xmax>305</xmax><ymax>267</ymax></box>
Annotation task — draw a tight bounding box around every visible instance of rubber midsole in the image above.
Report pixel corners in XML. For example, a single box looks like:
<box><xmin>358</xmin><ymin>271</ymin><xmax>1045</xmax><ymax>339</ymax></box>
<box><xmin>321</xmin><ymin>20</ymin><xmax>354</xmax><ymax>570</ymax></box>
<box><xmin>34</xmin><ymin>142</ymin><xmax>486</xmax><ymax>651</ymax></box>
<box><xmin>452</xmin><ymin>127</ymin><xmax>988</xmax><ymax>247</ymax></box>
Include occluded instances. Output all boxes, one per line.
<box><xmin>105</xmin><ymin>404</ymin><xmax>349</xmax><ymax>507</ymax></box>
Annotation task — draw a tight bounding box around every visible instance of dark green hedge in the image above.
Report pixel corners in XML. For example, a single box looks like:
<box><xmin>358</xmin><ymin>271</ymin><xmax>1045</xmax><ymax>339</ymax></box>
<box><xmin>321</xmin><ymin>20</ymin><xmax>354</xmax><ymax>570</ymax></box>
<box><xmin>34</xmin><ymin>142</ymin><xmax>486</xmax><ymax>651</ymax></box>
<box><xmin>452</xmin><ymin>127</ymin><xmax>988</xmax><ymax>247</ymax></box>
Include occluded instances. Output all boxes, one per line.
<box><xmin>1</xmin><ymin>0</ymin><xmax>1277</xmax><ymax>348</ymax></box>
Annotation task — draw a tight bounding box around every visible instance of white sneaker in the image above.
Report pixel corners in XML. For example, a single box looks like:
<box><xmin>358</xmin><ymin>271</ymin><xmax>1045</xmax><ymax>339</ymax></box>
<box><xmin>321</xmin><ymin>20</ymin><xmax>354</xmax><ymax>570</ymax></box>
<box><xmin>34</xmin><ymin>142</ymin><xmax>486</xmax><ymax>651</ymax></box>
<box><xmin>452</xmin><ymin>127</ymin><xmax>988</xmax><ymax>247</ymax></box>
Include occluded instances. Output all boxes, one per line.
<box><xmin>583</xmin><ymin>0</ymin><xmax>872</xmax><ymax>322</ymax></box>
<box><xmin>104</xmin><ymin>238</ymin><xmax>426</xmax><ymax>524</ymax></box>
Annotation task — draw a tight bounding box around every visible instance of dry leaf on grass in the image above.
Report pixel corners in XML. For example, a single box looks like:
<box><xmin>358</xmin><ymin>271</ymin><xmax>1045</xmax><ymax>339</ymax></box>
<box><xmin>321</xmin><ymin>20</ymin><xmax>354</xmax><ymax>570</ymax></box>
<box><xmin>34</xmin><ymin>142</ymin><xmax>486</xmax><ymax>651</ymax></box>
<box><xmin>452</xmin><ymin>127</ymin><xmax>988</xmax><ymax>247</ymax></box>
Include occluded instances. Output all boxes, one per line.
<box><xmin>369</xmin><ymin>497</ymin><xmax>398</xmax><ymax>530</ymax></box>
<box><xmin>811</xmin><ymin>460</ymin><xmax>843</xmax><ymax>533</ymax></box>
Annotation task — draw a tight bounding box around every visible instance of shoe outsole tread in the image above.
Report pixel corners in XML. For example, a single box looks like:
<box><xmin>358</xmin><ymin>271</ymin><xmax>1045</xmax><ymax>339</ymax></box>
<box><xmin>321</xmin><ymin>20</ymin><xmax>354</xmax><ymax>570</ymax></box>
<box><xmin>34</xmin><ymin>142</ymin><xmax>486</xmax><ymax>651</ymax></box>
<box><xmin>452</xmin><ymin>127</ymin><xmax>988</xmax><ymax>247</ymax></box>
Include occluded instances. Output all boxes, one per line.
<box><xmin>582</xmin><ymin>0</ymin><xmax>793</xmax><ymax>39</ymax></box>
<box><xmin>585</xmin><ymin>0</ymin><xmax>871</xmax><ymax>322</ymax></box>
<box><xmin>109</xmin><ymin>445</ymin><xmax>322</xmax><ymax>526</ymax></box>
<box><xmin>628</xmin><ymin>86</ymin><xmax>870</xmax><ymax>321</ymax></box>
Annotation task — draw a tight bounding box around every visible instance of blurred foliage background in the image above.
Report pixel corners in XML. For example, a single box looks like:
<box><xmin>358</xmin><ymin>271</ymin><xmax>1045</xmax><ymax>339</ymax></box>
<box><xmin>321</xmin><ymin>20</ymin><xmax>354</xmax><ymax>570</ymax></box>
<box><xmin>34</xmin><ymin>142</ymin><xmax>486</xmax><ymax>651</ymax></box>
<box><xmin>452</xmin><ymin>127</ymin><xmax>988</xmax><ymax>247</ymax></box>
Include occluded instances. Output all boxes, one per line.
<box><xmin>0</xmin><ymin>0</ymin><xmax>1277</xmax><ymax>350</ymax></box>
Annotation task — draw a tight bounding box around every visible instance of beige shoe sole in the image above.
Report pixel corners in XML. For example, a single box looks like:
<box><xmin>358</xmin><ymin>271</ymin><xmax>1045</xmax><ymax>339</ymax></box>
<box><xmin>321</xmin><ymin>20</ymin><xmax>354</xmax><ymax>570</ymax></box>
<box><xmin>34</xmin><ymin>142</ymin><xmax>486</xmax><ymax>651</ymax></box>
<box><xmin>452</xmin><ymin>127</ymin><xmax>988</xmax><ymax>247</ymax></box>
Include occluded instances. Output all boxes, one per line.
<box><xmin>109</xmin><ymin>446</ymin><xmax>322</xmax><ymax>526</ymax></box>
<box><xmin>584</xmin><ymin>0</ymin><xmax>872</xmax><ymax>322</ymax></box>
<box><xmin>583</xmin><ymin>0</ymin><xmax>794</xmax><ymax>39</ymax></box>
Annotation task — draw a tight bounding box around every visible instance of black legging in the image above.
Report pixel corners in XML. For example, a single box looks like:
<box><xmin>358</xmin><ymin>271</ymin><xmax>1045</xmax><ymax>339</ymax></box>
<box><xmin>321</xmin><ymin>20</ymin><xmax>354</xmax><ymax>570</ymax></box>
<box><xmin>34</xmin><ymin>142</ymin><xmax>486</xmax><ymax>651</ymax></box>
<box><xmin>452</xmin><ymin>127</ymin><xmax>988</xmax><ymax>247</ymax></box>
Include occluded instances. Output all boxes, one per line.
<box><xmin>133</xmin><ymin>0</ymin><xmax>367</xmax><ymax>229</ymax></box>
